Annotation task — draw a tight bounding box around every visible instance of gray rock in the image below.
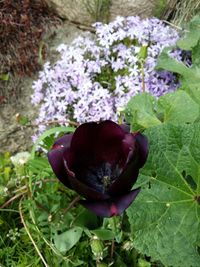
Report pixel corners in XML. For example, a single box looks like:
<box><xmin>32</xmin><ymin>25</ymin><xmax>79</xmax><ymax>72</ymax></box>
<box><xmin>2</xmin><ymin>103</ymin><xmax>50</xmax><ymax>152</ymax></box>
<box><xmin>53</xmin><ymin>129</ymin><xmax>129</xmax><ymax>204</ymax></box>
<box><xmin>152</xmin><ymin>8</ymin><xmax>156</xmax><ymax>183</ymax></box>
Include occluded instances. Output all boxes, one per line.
<box><xmin>0</xmin><ymin>21</ymin><xmax>83</xmax><ymax>154</ymax></box>
<box><xmin>44</xmin><ymin>0</ymin><xmax>174</xmax><ymax>25</ymax></box>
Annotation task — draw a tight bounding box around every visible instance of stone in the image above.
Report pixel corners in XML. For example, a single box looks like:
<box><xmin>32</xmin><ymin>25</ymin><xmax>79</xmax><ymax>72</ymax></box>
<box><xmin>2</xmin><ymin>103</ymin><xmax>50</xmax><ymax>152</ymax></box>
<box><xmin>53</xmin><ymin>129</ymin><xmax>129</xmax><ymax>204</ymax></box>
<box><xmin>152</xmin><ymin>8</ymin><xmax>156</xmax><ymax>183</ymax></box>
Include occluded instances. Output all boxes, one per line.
<box><xmin>44</xmin><ymin>0</ymin><xmax>174</xmax><ymax>26</ymax></box>
<box><xmin>0</xmin><ymin>21</ymin><xmax>83</xmax><ymax>154</ymax></box>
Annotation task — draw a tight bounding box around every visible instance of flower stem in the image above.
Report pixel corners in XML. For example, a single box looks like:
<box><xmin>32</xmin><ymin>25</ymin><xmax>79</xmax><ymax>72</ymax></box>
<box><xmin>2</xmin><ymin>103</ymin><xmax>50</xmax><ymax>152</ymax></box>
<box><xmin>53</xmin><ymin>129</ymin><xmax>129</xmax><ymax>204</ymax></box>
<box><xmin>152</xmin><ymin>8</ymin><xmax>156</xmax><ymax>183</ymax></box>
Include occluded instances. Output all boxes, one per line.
<box><xmin>109</xmin><ymin>216</ymin><xmax>119</xmax><ymax>260</ymax></box>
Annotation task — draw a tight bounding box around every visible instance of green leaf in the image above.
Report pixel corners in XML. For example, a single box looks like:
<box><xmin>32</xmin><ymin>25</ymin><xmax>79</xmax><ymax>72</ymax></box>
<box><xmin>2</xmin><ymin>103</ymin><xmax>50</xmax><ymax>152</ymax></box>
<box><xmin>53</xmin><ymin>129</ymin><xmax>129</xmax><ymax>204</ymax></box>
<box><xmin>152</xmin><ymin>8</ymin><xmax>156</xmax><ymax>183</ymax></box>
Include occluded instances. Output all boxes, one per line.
<box><xmin>125</xmin><ymin>90</ymin><xmax>199</xmax><ymax>131</ymax></box>
<box><xmin>138</xmin><ymin>258</ymin><xmax>151</xmax><ymax>267</ymax></box>
<box><xmin>192</xmin><ymin>40</ymin><xmax>200</xmax><ymax>68</ymax></box>
<box><xmin>53</xmin><ymin>227</ymin><xmax>83</xmax><ymax>254</ymax></box>
<box><xmin>31</xmin><ymin>126</ymin><xmax>75</xmax><ymax>158</ymax></box>
<box><xmin>156</xmin><ymin>47</ymin><xmax>190</xmax><ymax>76</ymax></box>
<box><xmin>177</xmin><ymin>15</ymin><xmax>200</xmax><ymax>50</ymax></box>
<box><xmin>127</xmin><ymin>123</ymin><xmax>200</xmax><ymax>267</ymax></box>
<box><xmin>28</xmin><ymin>157</ymin><xmax>52</xmax><ymax>175</ymax></box>
<box><xmin>91</xmin><ymin>229</ymin><xmax>115</xmax><ymax>240</ymax></box>
<box><xmin>181</xmin><ymin>83</ymin><xmax>200</xmax><ymax>106</ymax></box>
<box><xmin>125</xmin><ymin>93</ymin><xmax>161</xmax><ymax>131</ymax></box>
<box><xmin>73</xmin><ymin>209</ymin><xmax>100</xmax><ymax>230</ymax></box>
<box><xmin>157</xmin><ymin>90</ymin><xmax>199</xmax><ymax>124</ymax></box>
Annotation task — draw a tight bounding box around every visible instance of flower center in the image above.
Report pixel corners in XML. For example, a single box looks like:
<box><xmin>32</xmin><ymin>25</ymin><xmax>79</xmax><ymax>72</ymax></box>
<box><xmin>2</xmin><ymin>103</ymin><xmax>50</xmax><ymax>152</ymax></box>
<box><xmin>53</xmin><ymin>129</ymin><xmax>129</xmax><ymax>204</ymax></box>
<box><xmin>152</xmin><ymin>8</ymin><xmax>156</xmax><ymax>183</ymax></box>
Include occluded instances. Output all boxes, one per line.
<box><xmin>83</xmin><ymin>162</ymin><xmax>122</xmax><ymax>194</ymax></box>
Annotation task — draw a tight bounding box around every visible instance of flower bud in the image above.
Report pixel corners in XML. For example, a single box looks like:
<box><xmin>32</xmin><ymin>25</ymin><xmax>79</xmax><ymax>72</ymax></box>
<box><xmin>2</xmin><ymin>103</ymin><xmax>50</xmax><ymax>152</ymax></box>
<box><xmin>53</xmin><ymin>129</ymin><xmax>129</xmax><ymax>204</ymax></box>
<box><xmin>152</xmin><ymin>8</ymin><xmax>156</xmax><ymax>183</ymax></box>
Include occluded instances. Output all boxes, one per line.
<box><xmin>90</xmin><ymin>236</ymin><xmax>104</xmax><ymax>260</ymax></box>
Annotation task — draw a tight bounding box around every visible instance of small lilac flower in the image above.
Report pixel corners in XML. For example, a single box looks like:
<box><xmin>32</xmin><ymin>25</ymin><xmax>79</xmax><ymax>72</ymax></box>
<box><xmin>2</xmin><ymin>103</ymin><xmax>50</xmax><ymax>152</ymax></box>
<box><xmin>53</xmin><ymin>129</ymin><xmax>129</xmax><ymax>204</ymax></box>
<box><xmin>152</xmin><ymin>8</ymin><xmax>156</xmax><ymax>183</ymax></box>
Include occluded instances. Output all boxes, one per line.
<box><xmin>48</xmin><ymin>120</ymin><xmax>148</xmax><ymax>217</ymax></box>
<box><xmin>31</xmin><ymin>16</ymin><xmax>182</xmax><ymax>138</ymax></box>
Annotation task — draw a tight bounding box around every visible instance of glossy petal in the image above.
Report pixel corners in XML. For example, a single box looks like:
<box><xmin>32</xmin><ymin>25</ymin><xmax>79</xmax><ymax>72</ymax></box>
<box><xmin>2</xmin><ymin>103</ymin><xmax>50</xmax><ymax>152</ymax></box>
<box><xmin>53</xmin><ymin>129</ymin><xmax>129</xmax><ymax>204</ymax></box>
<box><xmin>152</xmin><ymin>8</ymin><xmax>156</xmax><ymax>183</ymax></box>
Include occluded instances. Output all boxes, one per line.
<box><xmin>52</xmin><ymin>133</ymin><xmax>73</xmax><ymax>149</ymax></box>
<box><xmin>134</xmin><ymin>132</ymin><xmax>149</xmax><ymax>168</ymax></box>
<box><xmin>69</xmin><ymin>120</ymin><xmax>126</xmax><ymax>169</ymax></box>
<box><xmin>108</xmin><ymin>133</ymin><xmax>148</xmax><ymax>195</ymax></box>
<box><xmin>80</xmin><ymin>188</ymin><xmax>141</xmax><ymax>217</ymax></box>
<box><xmin>47</xmin><ymin>134</ymin><xmax>73</xmax><ymax>188</ymax></box>
<box><xmin>121</xmin><ymin>133</ymin><xmax>136</xmax><ymax>165</ymax></box>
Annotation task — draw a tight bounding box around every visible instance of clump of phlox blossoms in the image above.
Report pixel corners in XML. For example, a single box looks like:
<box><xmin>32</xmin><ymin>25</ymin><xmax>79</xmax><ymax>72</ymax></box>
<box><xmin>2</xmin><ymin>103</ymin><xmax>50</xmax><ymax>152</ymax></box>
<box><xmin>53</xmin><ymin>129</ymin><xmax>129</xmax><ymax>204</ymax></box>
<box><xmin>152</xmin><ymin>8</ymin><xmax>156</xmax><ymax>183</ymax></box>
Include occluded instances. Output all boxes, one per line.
<box><xmin>31</xmin><ymin>16</ymin><xmax>180</xmax><ymax>139</ymax></box>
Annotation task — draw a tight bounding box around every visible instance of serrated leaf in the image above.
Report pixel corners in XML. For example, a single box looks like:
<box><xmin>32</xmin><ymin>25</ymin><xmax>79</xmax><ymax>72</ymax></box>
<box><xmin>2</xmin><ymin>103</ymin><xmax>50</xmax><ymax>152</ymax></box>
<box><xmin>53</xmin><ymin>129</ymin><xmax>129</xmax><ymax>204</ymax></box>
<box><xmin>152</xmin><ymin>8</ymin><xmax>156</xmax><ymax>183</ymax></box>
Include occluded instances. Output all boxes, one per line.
<box><xmin>182</xmin><ymin>83</ymin><xmax>200</xmax><ymax>107</ymax></box>
<box><xmin>157</xmin><ymin>90</ymin><xmax>199</xmax><ymax>124</ymax></box>
<box><xmin>53</xmin><ymin>227</ymin><xmax>83</xmax><ymax>253</ymax></box>
<box><xmin>125</xmin><ymin>93</ymin><xmax>161</xmax><ymax>131</ymax></box>
<box><xmin>127</xmin><ymin>123</ymin><xmax>200</xmax><ymax>267</ymax></box>
<box><xmin>125</xmin><ymin>90</ymin><xmax>199</xmax><ymax>131</ymax></box>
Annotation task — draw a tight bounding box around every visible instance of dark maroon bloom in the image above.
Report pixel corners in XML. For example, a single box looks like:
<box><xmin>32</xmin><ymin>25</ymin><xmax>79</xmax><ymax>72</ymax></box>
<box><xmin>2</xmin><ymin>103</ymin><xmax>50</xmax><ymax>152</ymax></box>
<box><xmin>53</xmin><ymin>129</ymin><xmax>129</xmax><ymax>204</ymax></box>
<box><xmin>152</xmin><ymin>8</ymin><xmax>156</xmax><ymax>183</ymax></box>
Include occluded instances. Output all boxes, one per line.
<box><xmin>48</xmin><ymin>120</ymin><xmax>148</xmax><ymax>217</ymax></box>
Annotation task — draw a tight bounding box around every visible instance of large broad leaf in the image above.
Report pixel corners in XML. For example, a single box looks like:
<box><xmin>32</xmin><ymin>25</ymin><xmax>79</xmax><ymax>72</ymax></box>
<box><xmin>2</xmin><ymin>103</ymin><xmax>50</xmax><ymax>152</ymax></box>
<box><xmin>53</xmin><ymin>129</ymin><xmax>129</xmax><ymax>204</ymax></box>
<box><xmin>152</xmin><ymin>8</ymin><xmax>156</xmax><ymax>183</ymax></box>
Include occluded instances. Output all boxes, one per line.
<box><xmin>177</xmin><ymin>15</ymin><xmax>200</xmax><ymax>50</ymax></box>
<box><xmin>125</xmin><ymin>93</ymin><xmax>161</xmax><ymax>131</ymax></box>
<box><xmin>156</xmin><ymin>47</ymin><xmax>190</xmax><ymax>76</ymax></box>
<box><xmin>125</xmin><ymin>91</ymin><xmax>199</xmax><ymax>131</ymax></box>
<box><xmin>127</xmin><ymin>123</ymin><xmax>200</xmax><ymax>267</ymax></box>
<box><xmin>157</xmin><ymin>90</ymin><xmax>199</xmax><ymax>124</ymax></box>
<box><xmin>192</xmin><ymin>41</ymin><xmax>200</xmax><ymax>68</ymax></box>
<box><xmin>182</xmin><ymin>83</ymin><xmax>200</xmax><ymax>107</ymax></box>
<box><xmin>156</xmin><ymin>49</ymin><xmax>200</xmax><ymax>84</ymax></box>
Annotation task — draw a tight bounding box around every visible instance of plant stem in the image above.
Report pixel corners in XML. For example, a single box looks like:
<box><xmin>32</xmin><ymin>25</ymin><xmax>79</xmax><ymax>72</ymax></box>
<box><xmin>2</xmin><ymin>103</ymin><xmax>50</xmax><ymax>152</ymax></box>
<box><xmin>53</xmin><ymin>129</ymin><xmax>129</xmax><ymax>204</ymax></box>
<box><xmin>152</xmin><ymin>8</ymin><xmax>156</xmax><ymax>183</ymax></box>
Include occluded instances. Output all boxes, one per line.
<box><xmin>109</xmin><ymin>216</ymin><xmax>118</xmax><ymax>259</ymax></box>
<box><xmin>0</xmin><ymin>191</ymin><xmax>27</xmax><ymax>209</ymax></box>
<box><xmin>63</xmin><ymin>195</ymin><xmax>81</xmax><ymax>213</ymax></box>
<box><xmin>19</xmin><ymin>197</ymin><xmax>49</xmax><ymax>267</ymax></box>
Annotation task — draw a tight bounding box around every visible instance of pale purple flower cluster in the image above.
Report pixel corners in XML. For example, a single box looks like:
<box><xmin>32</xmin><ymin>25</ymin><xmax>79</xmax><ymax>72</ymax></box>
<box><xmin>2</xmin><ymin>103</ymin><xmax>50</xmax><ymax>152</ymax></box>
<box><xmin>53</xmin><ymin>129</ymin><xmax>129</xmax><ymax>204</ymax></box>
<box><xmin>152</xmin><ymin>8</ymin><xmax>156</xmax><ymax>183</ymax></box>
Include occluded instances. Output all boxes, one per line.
<box><xmin>31</xmin><ymin>16</ymin><xmax>180</xmax><ymax>138</ymax></box>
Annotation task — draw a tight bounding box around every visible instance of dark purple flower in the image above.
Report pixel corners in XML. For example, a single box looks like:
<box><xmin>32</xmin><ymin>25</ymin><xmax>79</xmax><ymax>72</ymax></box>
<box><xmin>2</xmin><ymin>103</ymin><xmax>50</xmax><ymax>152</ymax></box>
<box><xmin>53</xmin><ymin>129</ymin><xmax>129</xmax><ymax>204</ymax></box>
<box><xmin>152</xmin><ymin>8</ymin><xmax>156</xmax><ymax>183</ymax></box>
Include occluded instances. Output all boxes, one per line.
<box><xmin>48</xmin><ymin>120</ymin><xmax>148</xmax><ymax>217</ymax></box>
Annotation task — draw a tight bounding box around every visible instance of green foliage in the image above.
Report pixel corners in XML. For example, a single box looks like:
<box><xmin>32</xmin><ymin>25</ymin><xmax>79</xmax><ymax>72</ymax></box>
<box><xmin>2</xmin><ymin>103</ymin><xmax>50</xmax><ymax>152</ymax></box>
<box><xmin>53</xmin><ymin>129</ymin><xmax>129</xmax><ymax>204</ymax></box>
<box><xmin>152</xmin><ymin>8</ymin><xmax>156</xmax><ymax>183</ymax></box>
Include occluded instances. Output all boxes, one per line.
<box><xmin>2</xmin><ymin>14</ymin><xmax>200</xmax><ymax>267</ymax></box>
<box><xmin>54</xmin><ymin>227</ymin><xmax>83</xmax><ymax>253</ymax></box>
<box><xmin>177</xmin><ymin>15</ymin><xmax>200</xmax><ymax>50</ymax></box>
<box><xmin>0</xmin><ymin>152</ymin><xmax>12</xmax><ymax>183</ymax></box>
<box><xmin>125</xmin><ymin>89</ymin><xmax>199</xmax><ymax>131</ymax></box>
<box><xmin>91</xmin><ymin>229</ymin><xmax>115</xmax><ymax>240</ymax></box>
<box><xmin>127</xmin><ymin>123</ymin><xmax>200</xmax><ymax>267</ymax></box>
<box><xmin>156</xmin><ymin>16</ymin><xmax>200</xmax><ymax>90</ymax></box>
<box><xmin>125</xmin><ymin>15</ymin><xmax>200</xmax><ymax>267</ymax></box>
<box><xmin>28</xmin><ymin>157</ymin><xmax>52</xmax><ymax>177</ymax></box>
<box><xmin>31</xmin><ymin>126</ymin><xmax>75</xmax><ymax>158</ymax></box>
<box><xmin>0</xmin><ymin>144</ymin><xmax>143</xmax><ymax>266</ymax></box>
<box><xmin>125</xmin><ymin>93</ymin><xmax>161</xmax><ymax>131</ymax></box>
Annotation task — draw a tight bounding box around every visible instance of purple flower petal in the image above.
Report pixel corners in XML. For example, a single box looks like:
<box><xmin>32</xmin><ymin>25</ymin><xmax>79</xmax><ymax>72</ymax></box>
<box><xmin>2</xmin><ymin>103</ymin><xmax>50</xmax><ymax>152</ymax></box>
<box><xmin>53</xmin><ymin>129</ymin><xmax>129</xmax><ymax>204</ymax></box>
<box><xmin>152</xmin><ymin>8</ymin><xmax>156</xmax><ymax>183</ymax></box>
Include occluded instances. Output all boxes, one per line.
<box><xmin>80</xmin><ymin>188</ymin><xmax>140</xmax><ymax>217</ymax></box>
<box><xmin>52</xmin><ymin>133</ymin><xmax>73</xmax><ymax>149</ymax></box>
<box><xmin>48</xmin><ymin>133</ymin><xmax>73</xmax><ymax>188</ymax></box>
<box><xmin>120</xmin><ymin>123</ymin><xmax>130</xmax><ymax>133</ymax></box>
<box><xmin>47</xmin><ymin>147</ymin><xmax>72</xmax><ymax>188</ymax></box>
<box><xmin>134</xmin><ymin>132</ymin><xmax>149</xmax><ymax>168</ymax></box>
<box><xmin>69</xmin><ymin>120</ymin><xmax>127</xmax><ymax>170</ymax></box>
<box><xmin>108</xmin><ymin>133</ymin><xmax>148</xmax><ymax>195</ymax></box>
